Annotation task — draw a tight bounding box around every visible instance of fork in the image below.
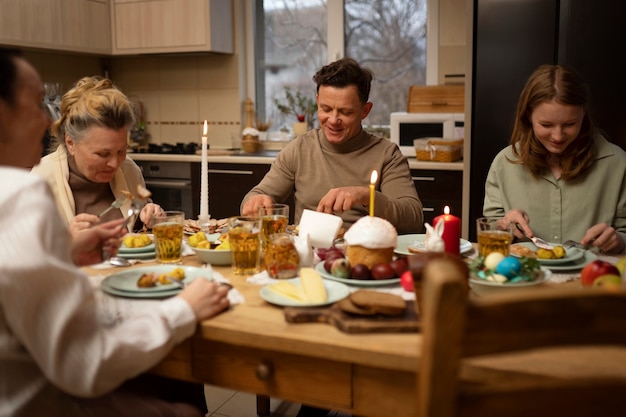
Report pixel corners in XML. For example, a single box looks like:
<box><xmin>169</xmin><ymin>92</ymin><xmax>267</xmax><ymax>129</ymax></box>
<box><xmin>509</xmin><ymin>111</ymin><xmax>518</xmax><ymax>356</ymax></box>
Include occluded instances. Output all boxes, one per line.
<box><xmin>563</xmin><ymin>240</ymin><xmax>591</xmax><ymax>250</ymax></box>
<box><xmin>515</xmin><ymin>224</ymin><xmax>554</xmax><ymax>250</ymax></box>
<box><xmin>98</xmin><ymin>197</ymin><xmax>127</xmax><ymax>217</ymax></box>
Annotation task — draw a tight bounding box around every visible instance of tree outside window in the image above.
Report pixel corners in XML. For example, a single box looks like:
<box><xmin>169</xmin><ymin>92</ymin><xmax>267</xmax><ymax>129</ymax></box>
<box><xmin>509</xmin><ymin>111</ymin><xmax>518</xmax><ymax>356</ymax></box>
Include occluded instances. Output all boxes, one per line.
<box><xmin>257</xmin><ymin>0</ymin><xmax>427</xmax><ymax>136</ymax></box>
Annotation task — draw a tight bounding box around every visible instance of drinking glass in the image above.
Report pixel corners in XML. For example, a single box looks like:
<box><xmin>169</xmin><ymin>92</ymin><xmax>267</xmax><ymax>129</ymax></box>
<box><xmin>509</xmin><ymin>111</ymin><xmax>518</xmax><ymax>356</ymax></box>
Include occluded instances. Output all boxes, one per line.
<box><xmin>228</xmin><ymin>216</ymin><xmax>261</xmax><ymax>275</ymax></box>
<box><xmin>476</xmin><ymin>217</ymin><xmax>513</xmax><ymax>257</ymax></box>
<box><xmin>152</xmin><ymin>211</ymin><xmax>185</xmax><ymax>264</ymax></box>
<box><xmin>258</xmin><ymin>203</ymin><xmax>289</xmax><ymax>252</ymax></box>
<box><xmin>264</xmin><ymin>233</ymin><xmax>300</xmax><ymax>279</ymax></box>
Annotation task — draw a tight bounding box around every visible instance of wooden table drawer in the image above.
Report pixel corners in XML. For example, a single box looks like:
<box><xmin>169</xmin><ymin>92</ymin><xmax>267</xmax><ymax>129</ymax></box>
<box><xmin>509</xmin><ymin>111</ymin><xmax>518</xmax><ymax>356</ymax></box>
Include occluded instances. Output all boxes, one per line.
<box><xmin>192</xmin><ymin>340</ymin><xmax>352</xmax><ymax>409</ymax></box>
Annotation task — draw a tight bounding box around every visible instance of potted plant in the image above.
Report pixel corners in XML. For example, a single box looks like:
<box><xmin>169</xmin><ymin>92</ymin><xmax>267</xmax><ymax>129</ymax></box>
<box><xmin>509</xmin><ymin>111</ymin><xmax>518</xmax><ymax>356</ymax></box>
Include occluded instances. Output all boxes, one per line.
<box><xmin>274</xmin><ymin>87</ymin><xmax>317</xmax><ymax>135</ymax></box>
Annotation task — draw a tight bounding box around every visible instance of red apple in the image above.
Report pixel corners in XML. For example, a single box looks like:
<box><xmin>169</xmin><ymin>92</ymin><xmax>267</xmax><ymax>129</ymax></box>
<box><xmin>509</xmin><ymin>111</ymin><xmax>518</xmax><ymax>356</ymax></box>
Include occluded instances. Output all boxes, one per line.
<box><xmin>389</xmin><ymin>258</ymin><xmax>409</xmax><ymax>277</ymax></box>
<box><xmin>580</xmin><ymin>260</ymin><xmax>620</xmax><ymax>286</ymax></box>
<box><xmin>371</xmin><ymin>263</ymin><xmax>395</xmax><ymax>280</ymax></box>
<box><xmin>400</xmin><ymin>270</ymin><xmax>414</xmax><ymax>292</ymax></box>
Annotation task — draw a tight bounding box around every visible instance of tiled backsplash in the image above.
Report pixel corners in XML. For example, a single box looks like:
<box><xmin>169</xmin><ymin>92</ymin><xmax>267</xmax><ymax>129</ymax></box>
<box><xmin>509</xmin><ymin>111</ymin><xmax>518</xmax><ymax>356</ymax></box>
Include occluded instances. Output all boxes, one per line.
<box><xmin>25</xmin><ymin>51</ymin><xmax>243</xmax><ymax>149</ymax></box>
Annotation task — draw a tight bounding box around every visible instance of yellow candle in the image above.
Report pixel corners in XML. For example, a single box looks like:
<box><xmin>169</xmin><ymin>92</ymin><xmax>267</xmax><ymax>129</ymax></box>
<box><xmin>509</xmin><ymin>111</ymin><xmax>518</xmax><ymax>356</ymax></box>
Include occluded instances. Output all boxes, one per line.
<box><xmin>369</xmin><ymin>170</ymin><xmax>378</xmax><ymax>217</ymax></box>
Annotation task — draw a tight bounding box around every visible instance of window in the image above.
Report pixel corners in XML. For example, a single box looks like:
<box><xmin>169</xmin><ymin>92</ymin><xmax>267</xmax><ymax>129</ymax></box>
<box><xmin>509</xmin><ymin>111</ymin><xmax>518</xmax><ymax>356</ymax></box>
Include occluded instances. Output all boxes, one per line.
<box><xmin>253</xmin><ymin>0</ymin><xmax>431</xmax><ymax>136</ymax></box>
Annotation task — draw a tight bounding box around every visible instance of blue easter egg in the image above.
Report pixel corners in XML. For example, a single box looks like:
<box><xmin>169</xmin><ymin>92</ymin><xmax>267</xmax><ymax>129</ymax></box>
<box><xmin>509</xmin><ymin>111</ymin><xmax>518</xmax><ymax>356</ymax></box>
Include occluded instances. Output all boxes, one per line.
<box><xmin>495</xmin><ymin>256</ymin><xmax>522</xmax><ymax>278</ymax></box>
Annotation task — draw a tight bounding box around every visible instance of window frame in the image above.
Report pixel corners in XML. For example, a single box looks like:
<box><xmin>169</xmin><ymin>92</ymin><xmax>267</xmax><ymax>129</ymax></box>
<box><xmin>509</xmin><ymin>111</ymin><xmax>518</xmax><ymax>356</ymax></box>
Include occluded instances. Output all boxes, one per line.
<box><xmin>242</xmin><ymin>0</ymin><xmax>440</xmax><ymax>116</ymax></box>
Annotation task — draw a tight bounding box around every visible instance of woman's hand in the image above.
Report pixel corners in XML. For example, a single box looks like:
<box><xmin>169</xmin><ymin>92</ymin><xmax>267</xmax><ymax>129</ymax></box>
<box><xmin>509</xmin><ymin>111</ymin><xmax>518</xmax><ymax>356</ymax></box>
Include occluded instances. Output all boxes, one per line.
<box><xmin>71</xmin><ymin>218</ymin><xmax>125</xmax><ymax>266</ymax></box>
<box><xmin>178</xmin><ymin>279</ymin><xmax>230</xmax><ymax>320</ymax></box>
<box><xmin>581</xmin><ymin>223</ymin><xmax>626</xmax><ymax>254</ymax></box>
<box><xmin>69</xmin><ymin>213</ymin><xmax>101</xmax><ymax>236</ymax></box>
<box><xmin>139</xmin><ymin>203</ymin><xmax>165</xmax><ymax>227</ymax></box>
<box><xmin>501</xmin><ymin>209</ymin><xmax>532</xmax><ymax>239</ymax></box>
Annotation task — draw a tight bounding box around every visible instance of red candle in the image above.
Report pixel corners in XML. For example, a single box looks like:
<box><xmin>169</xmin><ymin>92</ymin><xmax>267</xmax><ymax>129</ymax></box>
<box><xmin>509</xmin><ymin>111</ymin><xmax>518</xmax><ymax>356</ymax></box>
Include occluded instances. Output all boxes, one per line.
<box><xmin>433</xmin><ymin>206</ymin><xmax>461</xmax><ymax>256</ymax></box>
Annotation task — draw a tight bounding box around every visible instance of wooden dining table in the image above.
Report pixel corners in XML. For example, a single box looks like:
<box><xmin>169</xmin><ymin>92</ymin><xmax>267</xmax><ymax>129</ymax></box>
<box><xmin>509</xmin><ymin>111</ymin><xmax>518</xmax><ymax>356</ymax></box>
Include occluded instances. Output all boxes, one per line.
<box><xmin>83</xmin><ymin>250</ymin><xmax>626</xmax><ymax>417</ymax></box>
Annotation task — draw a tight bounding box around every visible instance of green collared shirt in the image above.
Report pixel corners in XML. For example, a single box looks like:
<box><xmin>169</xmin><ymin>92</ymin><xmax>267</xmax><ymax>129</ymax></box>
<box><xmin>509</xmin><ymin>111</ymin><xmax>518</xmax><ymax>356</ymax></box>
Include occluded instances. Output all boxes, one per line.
<box><xmin>484</xmin><ymin>135</ymin><xmax>626</xmax><ymax>252</ymax></box>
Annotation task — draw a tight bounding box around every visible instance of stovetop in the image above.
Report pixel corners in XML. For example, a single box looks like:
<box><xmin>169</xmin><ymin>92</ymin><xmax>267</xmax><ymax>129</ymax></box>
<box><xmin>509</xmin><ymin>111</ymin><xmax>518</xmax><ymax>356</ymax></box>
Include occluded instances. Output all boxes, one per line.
<box><xmin>134</xmin><ymin>142</ymin><xmax>199</xmax><ymax>155</ymax></box>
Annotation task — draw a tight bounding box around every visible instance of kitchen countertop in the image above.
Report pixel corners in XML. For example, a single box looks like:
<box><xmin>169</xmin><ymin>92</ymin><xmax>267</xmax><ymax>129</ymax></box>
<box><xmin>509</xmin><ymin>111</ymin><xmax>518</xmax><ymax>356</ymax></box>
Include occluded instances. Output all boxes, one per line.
<box><xmin>129</xmin><ymin>151</ymin><xmax>464</xmax><ymax>171</ymax></box>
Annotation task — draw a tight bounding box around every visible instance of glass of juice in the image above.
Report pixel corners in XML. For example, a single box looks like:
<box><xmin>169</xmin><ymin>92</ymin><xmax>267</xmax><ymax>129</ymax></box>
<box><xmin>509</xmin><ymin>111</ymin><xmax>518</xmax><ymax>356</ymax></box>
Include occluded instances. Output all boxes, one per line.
<box><xmin>228</xmin><ymin>216</ymin><xmax>261</xmax><ymax>275</ymax></box>
<box><xmin>476</xmin><ymin>217</ymin><xmax>513</xmax><ymax>257</ymax></box>
<box><xmin>258</xmin><ymin>204</ymin><xmax>289</xmax><ymax>252</ymax></box>
<box><xmin>152</xmin><ymin>211</ymin><xmax>185</xmax><ymax>264</ymax></box>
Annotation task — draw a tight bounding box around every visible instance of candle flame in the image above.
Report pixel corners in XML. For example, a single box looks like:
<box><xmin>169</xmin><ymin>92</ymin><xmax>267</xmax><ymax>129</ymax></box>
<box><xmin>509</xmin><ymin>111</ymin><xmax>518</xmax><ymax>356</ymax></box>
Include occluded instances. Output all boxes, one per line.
<box><xmin>203</xmin><ymin>120</ymin><xmax>208</xmax><ymax>136</ymax></box>
<box><xmin>444</xmin><ymin>205</ymin><xmax>450</xmax><ymax>215</ymax></box>
<box><xmin>370</xmin><ymin>170</ymin><xmax>378</xmax><ymax>185</ymax></box>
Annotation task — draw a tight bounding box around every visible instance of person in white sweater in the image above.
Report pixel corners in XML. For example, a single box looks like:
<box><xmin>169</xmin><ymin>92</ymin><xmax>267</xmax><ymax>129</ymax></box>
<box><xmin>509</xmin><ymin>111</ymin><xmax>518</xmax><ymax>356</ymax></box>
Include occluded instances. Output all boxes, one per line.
<box><xmin>0</xmin><ymin>47</ymin><xmax>230</xmax><ymax>417</ymax></box>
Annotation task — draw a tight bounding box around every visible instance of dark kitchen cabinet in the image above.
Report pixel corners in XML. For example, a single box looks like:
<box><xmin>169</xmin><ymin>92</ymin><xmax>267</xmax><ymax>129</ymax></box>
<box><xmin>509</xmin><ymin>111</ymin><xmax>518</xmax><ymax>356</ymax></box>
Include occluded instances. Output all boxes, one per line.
<box><xmin>468</xmin><ymin>0</ymin><xmax>626</xmax><ymax>240</ymax></box>
<box><xmin>191</xmin><ymin>162</ymin><xmax>295</xmax><ymax>222</ymax></box>
<box><xmin>412</xmin><ymin>169</ymin><xmax>463</xmax><ymax>232</ymax></box>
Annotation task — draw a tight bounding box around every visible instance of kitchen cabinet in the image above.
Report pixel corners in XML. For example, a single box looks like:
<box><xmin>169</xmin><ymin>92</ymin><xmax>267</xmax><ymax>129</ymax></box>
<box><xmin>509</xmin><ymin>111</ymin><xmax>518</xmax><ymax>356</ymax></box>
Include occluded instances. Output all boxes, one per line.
<box><xmin>411</xmin><ymin>169</ymin><xmax>463</xmax><ymax>232</ymax></box>
<box><xmin>111</xmin><ymin>0</ymin><xmax>233</xmax><ymax>55</ymax></box>
<box><xmin>0</xmin><ymin>0</ymin><xmax>111</xmax><ymax>54</ymax></box>
<box><xmin>191</xmin><ymin>162</ymin><xmax>294</xmax><ymax>222</ymax></box>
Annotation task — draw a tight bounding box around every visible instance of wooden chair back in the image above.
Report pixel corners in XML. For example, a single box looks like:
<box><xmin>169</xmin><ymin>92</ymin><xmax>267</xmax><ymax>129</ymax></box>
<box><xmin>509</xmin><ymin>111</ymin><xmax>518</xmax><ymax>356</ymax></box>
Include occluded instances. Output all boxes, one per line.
<box><xmin>415</xmin><ymin>255</ymin><xmax>626</xmax><ymax>417</ymax></box>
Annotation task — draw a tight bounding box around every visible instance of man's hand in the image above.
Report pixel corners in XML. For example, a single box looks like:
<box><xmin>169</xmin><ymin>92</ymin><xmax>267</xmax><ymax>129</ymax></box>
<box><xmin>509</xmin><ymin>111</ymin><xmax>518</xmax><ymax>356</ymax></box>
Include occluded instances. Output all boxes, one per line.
<box><xmin>242</xmin><ymin>195</ymin><xmax>273</xmax><ymax>217</ymax></box>
<box><xmin>316</xmin><ymin>186</ymin><xmax>369</xmax><ymax>215</ymax></box>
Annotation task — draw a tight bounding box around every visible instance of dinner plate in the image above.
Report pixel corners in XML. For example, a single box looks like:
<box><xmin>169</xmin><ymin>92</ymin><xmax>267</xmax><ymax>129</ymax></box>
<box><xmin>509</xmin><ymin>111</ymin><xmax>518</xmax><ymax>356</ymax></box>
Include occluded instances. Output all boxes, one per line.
<box><xmin>314</xmin><ymin>262</ymin><xmax>400</xmax><ymax>287</ymax></box>
<box><xmin>470</xmin><ymin>267</ymin><xmax>552</xmax><ymax>288</ymax></box>
<box><xmin>116</xmin><ymin>250</ymin><xmax>156</xmax><ymax>260</ymax></box>
<box><xmin>101</xmin><ymin>280</ymin><xmax>181</xmax><ymax>299</ymax></box>
<box><xmin>510</xmin><ymin>242</ymin><xmax>585</xmax><ymax>265</ymax></box>
<box><xmin>543</xmin><ymin>250</ymin><xmax>598</xmax><ymax>271</ymax></box>
<box><xmin>103</xmin><ymin>265</ymin><xmax>211</xmax><ymax>294</ymax></box>
<box><xmin>394</xmin><ymin>234</ymin><xmax>473</xmax><ymax>256</ymax></box>
<box><xmin>118</xmin><ymin>242</ymin><xmax>155</xmax><ymax>254</ymax></box>
<box><xmin>260</xmin><ymin>277</ymin><xmax>350</xmax><ymax>307</ymax></box>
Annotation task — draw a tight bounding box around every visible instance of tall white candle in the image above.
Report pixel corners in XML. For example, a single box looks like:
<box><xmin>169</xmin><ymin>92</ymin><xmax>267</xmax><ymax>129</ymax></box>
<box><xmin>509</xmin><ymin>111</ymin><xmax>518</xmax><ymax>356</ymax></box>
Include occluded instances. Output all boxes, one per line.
<box><xmin>200</xmin><ymin>120</ymin><xmax>209</xmax><ymax>219</ymax></box>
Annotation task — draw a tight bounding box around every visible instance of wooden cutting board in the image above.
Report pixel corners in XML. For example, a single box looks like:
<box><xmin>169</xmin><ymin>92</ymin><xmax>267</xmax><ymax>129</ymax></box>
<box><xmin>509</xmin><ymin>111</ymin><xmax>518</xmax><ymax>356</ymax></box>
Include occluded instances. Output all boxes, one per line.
<box><xmin>284</xmin><ymin>300</ymin><xmax>420</xmax><ymax>334</ymax></box>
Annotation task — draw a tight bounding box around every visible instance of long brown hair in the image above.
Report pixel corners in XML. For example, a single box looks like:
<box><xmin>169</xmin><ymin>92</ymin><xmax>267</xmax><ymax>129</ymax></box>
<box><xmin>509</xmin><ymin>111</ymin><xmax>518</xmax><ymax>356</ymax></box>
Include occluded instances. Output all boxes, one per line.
<box><xmin>509</xmin><ymin>64</ymin><xmax>595</xmax><ymax>180</ymax></box>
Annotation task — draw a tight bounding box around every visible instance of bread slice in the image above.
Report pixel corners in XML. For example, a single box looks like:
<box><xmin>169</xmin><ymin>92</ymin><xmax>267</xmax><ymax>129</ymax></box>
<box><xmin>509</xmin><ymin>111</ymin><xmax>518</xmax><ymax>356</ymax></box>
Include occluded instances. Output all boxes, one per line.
<box><xmin>349</xmin><ymin>290</ymin><xmax>406</xmax><ymax>316</ymax></box>
<box><xmin>337</xmin><ymin>298</ymin><xmax>377</xmax><ymax>316</ymax></box>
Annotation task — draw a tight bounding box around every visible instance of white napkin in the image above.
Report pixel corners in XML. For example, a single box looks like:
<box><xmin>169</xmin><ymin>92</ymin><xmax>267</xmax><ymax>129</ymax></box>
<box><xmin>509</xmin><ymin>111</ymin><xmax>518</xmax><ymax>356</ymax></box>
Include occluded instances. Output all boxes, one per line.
<box><xmin>298</xmin><ymin>209</ymin><xmax>343</xmax><ymax>249</ymax></box>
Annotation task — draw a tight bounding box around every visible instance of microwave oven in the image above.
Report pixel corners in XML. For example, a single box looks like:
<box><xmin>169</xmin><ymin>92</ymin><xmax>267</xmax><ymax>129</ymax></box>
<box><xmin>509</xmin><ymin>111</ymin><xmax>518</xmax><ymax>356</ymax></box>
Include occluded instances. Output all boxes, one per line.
<box><xmin>390</xmin><ymin>112</ymin><xmax>465</xmax><ymax>157</ymax></box>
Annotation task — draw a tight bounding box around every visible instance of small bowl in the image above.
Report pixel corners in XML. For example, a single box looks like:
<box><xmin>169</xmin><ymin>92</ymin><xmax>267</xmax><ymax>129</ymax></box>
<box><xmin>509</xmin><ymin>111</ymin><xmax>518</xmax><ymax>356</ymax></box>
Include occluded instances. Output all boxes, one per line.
<box><xmin>192</xmin><ymin>247</ymin><xmax>232</xmax><ymax>266</ymax></box>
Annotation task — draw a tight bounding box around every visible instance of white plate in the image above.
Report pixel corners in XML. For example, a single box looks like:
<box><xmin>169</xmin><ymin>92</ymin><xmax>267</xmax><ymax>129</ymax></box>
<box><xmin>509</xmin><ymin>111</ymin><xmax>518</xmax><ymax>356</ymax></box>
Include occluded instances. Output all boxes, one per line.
<box><xmin>543</xmin><ymin>250</ymin><xmax>598</xmax><ymax>271</ymax></box>
<box><xmin>470</xmin><ymin>267</ymin><xmax>552</xmax><ymax>288</ymax></box>
<box><xmin>510</xmin><ymin>242</ymin><xmax>585</xmax><ymax>265</ymax></box>
<box><xmin>118</xmin><ymin>242</ymin><xmax>155</xmax><ymax>254</ymax></box>
<box><xmin>314</xmin><ymin>261</ymin><xmax>400</xmax><ymax>287</ymax></box>
<box><xmin>116</xmin><ymin>250</ymin><xmax>156</xmax><ymax>260</ymax></box>
<box><xmin>260</xmin><ymin>277</ymin><xmax>350</xmax><ymax>307</ymax></box>
<box><xmin>394</xmin><ymin>234</ymin><xmax>473</xmax><ymax>256</ymax></box>
<box><xmin>103</xmin><ymin>265</ymin><xmax>211</xmax><ymax>293</ymax></box>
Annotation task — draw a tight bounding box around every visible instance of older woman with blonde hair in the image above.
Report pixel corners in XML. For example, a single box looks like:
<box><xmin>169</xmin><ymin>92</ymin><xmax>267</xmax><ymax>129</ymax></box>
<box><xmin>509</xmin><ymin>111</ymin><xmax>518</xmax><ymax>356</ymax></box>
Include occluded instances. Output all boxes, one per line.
<box><xmin>32</xmin><ymin>76</ymin><xmax>162</xmax><ymax>234</ymax></box>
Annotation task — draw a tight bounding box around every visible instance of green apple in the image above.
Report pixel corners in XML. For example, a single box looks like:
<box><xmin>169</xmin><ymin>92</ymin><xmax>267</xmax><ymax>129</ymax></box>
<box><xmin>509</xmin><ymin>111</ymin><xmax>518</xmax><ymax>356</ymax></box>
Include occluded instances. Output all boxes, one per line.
<box><xmin>592</xmin><ymin>274</ymin><xmax>622</xmax><ymax>288</ymax></box>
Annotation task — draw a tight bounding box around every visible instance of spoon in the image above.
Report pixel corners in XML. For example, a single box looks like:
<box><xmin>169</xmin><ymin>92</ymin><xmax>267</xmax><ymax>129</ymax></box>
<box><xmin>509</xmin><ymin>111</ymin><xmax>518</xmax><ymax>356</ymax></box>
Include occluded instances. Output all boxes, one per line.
<box><xmin>109</xmin><ymin>256</ymin><xmax>131</xmax><ymax>267</ymax></box>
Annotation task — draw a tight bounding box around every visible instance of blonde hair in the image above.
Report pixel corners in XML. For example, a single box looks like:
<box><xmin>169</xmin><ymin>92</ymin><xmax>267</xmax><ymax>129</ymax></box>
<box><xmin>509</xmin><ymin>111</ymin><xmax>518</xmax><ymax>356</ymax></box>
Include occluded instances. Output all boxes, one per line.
<box><xmin>51</xmin><ymin>76</ymin><xmax>135</xmax><ymax>147</ymax></box>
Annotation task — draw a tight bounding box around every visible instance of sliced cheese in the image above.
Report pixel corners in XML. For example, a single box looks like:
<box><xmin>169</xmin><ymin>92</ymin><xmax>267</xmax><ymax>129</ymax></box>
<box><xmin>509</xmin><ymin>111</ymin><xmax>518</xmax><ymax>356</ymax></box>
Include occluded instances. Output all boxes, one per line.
<box><xmin>268</xmin><ymin>281</ymin><xmax>307</xmax><ymax>303</ymax></box>
<box><xmin>300</xmin><ymin>267</ymin><xmax>327</xmax><ymax>303</ymax></box>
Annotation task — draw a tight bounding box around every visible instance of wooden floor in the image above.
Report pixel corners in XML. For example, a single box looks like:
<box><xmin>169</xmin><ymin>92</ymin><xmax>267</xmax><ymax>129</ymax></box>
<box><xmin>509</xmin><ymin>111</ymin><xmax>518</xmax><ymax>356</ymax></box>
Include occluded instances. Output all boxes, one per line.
<box><xmin>204</xmin><ymin>385</ymin><xmax>352</xmax><ymax>417</ymax></box>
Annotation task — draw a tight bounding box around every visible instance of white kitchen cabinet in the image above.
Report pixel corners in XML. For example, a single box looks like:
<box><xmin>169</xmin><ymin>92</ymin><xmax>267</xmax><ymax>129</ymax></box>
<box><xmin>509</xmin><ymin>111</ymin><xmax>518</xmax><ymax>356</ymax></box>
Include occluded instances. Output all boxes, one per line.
<box><xmin>111</xmin><ymin>0</ymin><xmax>233</xmax><ymax>55</ymax></box>
<box><xmin>0</xmin><ymin>0</ymin><xmax>111</xmax><ymax>54</ymax></box>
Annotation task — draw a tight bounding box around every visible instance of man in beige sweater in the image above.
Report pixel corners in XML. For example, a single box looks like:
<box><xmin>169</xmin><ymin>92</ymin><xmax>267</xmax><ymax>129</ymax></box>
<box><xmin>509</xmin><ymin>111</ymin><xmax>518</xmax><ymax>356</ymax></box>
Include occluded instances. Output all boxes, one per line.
<box><xmin>241</xmin><ymin>58</ymin><xmax>423</xmax><ymax>234</ymax></box>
